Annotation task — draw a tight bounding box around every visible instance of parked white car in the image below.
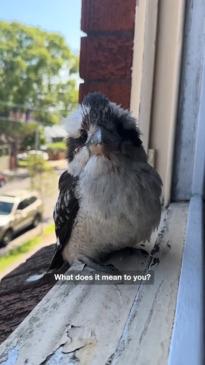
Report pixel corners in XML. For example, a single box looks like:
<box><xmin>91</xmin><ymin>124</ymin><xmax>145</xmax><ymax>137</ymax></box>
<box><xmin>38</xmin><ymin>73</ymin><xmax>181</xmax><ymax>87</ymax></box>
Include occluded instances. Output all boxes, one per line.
<box><xmin>0</xmin><ymin>190</ymin><xmax>43</xmax><ymax>246</ymax></box>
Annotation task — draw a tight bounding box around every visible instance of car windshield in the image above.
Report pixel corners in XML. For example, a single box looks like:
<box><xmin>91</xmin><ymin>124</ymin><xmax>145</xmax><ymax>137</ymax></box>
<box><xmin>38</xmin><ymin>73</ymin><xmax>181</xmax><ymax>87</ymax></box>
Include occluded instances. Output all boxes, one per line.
<box><xmin>0</xmin><ymin>201</ymin><xmax>14</xmax><ymax>215</ymax></box>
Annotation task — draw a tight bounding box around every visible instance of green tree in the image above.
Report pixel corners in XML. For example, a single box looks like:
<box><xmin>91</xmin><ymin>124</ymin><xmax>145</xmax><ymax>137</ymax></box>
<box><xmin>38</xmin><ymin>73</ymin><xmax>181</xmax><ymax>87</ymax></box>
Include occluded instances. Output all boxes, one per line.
<box><xmin>0</xmin><ymin>119</ymin><xmax>44</xmax><ymax>148</ymax></box>
<box><xmin>20</xmin><ymin>123</ymin><xmax>46</xmax><ymax>150</ymax></box>
<box><xmin>0</xmin><ymin>119</ymin><xmax>45</xmax><ymax>168</ymax></box>
<box><xmin>0</xmin><ymin>21</ymin><xmax>78</xmax><ymax>124</ymax></box>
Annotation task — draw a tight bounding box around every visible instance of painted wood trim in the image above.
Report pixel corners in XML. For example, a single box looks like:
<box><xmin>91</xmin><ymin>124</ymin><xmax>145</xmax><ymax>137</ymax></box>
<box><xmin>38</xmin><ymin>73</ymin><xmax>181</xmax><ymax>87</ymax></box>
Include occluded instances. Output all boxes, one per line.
<box><xmin>130</xmin><ymin>0</ymin><xmax>159</xmax><ymax>152</ymax></box>
<box><xmin>150</xmin><ymin>0</ymin><xmax>185</xmax><ymax>205</ymax></box>
<box><xmin>191</xmin><ymin>50</ymin><xmax>205</xmax><ymax>197</ymax></box>
<box><xmin>110</xmin><ymin>204</ymin><xmax>188</xmax><ymax>365</ymax></box>
<box><xmin>172</xmin><ymin>0</ymin><xmax>205</xmax><ymax>201</ymax></box>
<box><xmin>0</xmin><ymin>204</ymin><xmax>188</xmax><ymax>365</ymax></box>
<box><xmin>168</xmin><ymin>196</ymin><xmax>203</xmax><ymax>365</ymax></box>
<box><xmin>168</xmin><ymin>41</ymin><xmax>205</xmax><ymax>365</ymax></box>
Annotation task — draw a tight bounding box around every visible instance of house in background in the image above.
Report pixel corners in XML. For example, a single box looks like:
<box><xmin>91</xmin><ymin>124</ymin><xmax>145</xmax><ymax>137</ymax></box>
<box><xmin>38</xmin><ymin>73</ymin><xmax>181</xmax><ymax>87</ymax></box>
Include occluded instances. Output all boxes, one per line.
<box><xmin>44</xmin><ymin>125</ymin><xmax>67</xmax><ymax>144</ymax></box>
<box><xmin>44</xmin><ymin>125</ymin><xmax>68</xmax><ymax>160</ymax></box>
<box><xmin>0</xmin><ymin>1</ymin><xmax>204</xmax><ymax>364</ymax></box>
<box><xmin>8</xmin><ymin>109</ymin><xmax>33</xmax><ymax>123</ymax></box>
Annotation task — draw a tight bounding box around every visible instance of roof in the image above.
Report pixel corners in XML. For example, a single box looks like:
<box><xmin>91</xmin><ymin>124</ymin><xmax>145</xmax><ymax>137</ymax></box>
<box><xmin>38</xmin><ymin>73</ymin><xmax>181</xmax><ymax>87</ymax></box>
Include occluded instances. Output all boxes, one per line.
<box><xmin>44</xmin><ymin>125</ymin><xmax>67</xmax><ymax>141</ymax></box>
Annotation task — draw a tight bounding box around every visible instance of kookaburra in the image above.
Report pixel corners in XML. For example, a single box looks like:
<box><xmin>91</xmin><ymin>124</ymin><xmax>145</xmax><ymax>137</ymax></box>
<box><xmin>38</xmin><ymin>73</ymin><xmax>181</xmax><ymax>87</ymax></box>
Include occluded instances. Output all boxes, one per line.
<box><xmin>50</xmin><ymin>92</ymin><xmax>162</xmax><ymax>270</ymax></box>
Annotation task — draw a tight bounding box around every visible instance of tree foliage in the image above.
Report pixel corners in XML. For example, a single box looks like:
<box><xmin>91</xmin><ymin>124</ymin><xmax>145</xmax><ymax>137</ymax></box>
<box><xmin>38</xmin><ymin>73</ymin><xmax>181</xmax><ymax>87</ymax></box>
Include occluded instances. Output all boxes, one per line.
<box><xmin>0</xmin><ymin>21</ymin><xmax>78</xmax><ymax>125</ymax></box>
<box><xmin>0</xmin><ymin>119</ymin><xmax>44</xmax><ymax>168</ymax></box>
<box><xmin>0</xmin><ymin>119</ymin><xmax>44</xmax><ymax>149</ymax></box>
<box><xmin>0</xmin><ymin>119</ymin><xmax>46</xmax><ymax>170</ymax></box>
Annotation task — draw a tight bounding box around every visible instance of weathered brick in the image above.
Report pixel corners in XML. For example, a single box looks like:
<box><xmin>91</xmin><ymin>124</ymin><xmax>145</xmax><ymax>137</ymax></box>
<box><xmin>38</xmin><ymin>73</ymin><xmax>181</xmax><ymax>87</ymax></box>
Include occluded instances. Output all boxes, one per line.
<box><xmin>81</xmin><ymin>0</ymin><xmax>136</xmax><ymax>33</ymax></box>
<box><xmin>80</xmin><ymin>35</ymin><xmax>133</xmax><ymax>81</ymax></box>
<box><xmin>79</xmin><ymin>80</ymin><xmax>131</xmax><ymax>109</ymax></box>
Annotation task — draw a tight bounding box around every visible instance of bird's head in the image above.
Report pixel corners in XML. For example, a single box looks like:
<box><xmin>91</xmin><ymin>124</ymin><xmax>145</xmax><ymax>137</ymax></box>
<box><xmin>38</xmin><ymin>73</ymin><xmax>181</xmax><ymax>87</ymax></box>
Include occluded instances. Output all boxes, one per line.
<box><xmin>67</xmin><ymin>92</ymin><xmax>146</xmax><ymax>163</ymax></box>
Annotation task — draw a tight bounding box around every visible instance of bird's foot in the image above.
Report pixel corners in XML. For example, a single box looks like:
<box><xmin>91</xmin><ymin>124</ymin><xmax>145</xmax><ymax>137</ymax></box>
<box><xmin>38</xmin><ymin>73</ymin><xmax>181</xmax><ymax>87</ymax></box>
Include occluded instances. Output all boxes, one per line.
<box><xmin>76</xmin><ymin>256</ymin><xmax>121</xmax><ymax>275</ymax></box>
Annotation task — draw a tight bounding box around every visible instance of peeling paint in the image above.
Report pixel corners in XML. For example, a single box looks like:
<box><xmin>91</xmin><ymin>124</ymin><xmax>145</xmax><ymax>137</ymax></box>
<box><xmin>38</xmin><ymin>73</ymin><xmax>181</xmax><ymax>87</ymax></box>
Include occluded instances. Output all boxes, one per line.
<box><xmin>0</xmin><ymin>204</ymin><xmax>187</xmax><ymax>365</ymax></box>
<box><xmin>62</xmin><ymin>326</ymin><xmax>96</xmax><ymax>353</ymax></box>
<box><xmin>0</xmin><ymin>347</ymin><xmax>19</xmax><ymax>365</ymax></box>
<box><xmin>41</xmin><ymin>347</ymin><xmax>76</xmax><ymax>365</ymax></box>
<box><xmin>151</xmin><ymin>257</ymin><xmax>160</xmax><ymax>267</ymax></box>
<box><xmin>39</xmin><ymin>324</ymin><xmax>96</xmax><ymax>365</ymax></box>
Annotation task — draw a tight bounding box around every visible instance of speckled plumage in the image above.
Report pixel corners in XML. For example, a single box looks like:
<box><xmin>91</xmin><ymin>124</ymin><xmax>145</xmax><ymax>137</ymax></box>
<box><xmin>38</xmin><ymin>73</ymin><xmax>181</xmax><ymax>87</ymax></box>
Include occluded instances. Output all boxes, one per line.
<box><xmin>50</xmin><ymin>93</ymin><xmax>162</xmax><ymax>269</ymax></box>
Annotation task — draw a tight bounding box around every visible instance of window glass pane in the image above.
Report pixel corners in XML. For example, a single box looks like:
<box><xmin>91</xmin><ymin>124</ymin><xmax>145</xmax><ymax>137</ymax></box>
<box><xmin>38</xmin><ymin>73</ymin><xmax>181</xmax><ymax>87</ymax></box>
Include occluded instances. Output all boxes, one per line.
<box><xmin>17</xmin><ymin>199</ymin><xmax>29</xmax><ymax>210</ymax></box>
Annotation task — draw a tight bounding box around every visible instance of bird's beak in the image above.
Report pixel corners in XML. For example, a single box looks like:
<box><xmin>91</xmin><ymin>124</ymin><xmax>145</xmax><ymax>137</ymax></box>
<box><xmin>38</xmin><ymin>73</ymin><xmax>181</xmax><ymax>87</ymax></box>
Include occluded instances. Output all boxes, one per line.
<box><xmin>86</xmin><ymin>128</ymin><xmax>104</xmax><ymax>156</ymax></box>
<box><xmin>86</xmin><ymin>128</ymin><xmax>102</xmax><ymax>146</ymax></box>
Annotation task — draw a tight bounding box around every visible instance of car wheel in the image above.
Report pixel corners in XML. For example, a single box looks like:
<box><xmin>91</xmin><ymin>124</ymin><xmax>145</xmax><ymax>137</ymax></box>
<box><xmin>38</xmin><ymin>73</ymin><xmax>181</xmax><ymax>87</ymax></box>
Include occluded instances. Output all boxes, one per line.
<box><xmin>32</xmin><ymin>214</ymin><xmax>42</xmax><ymax>228</ymax></box>
<box><xmin>2</xmin><ymin>229</ymin><xmax>13</xmax><ymax>246</ymax></box>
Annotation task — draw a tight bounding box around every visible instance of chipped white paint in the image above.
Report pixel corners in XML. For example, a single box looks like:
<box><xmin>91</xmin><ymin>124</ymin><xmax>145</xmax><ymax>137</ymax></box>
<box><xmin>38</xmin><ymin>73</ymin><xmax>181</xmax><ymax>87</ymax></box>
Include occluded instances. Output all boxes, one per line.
<box><xmin>0</xmin><ymin>347</ymin><xmax>19</xmax><ymax>365</ymax></box>
<box><xmin>0</xmin><ymin>204</ymin><xmax>187</xmax><ymax>365</ymax></box>
<box><xmin>111</xmin><ymin>204</ymin><xmax>188</xmax><ymax>365</ymax></box>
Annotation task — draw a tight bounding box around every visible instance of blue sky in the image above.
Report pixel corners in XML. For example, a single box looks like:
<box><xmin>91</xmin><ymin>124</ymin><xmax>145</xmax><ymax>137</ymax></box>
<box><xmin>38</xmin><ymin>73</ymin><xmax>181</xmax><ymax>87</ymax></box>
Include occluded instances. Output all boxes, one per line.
<box><xmin>0</xmin><ymin>0</ymin><xmax>82</xmax><ymax>53</ymax></box>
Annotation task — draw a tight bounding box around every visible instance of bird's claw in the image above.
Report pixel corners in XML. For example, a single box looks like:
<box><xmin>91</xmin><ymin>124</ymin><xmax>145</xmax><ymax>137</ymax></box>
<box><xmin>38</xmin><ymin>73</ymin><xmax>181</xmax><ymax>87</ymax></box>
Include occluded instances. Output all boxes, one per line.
<box><xmin>76</xmin><ymin>256</ymin><xmax>121</xmax><ymax>275</ymax></box>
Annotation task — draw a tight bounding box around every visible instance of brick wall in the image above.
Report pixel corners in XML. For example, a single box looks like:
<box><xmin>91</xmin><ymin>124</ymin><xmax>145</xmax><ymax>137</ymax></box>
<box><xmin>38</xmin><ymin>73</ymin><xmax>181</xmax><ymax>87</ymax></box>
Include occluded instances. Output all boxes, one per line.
<box><xmin>79</xmin><ymin>0</ymin><xmax>136</xmax><ymax>108</ymax></box>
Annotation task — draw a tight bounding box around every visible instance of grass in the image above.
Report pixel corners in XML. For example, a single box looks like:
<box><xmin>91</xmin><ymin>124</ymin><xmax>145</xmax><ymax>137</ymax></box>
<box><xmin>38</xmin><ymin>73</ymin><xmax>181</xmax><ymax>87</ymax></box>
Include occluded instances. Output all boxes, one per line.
<box><xmin>0</xmin><ymin>223</ymin><xmax>55</xmax><ymax>274</ymax></box>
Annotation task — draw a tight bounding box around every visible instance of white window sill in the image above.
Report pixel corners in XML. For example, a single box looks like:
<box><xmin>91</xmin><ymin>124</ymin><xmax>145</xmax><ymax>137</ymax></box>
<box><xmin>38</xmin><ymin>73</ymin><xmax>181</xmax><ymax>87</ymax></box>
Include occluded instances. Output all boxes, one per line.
<box><xmin>0</xmin><ymin>201</ymin><xmax>202</xmax><ymax>365</ymax></box>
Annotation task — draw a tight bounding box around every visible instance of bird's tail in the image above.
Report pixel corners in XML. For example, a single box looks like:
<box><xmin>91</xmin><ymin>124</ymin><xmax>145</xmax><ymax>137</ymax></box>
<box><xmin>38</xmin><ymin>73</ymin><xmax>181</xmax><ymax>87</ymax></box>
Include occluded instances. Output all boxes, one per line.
<box><xmin>48</xmin><ymin>247</ymin><xmax>65</xmax><ymax>272</ymax></box>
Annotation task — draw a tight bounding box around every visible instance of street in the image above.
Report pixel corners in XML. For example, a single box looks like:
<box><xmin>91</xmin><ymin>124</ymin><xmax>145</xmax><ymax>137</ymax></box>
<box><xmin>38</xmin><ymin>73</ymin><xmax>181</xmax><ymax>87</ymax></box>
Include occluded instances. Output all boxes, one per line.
<box><xmin>0</xmin><ymin>176</ymin><xmax>57</xmax><ymax>222</ymax></box>
<box><xmin>0</xmin><ymin>161</ymin><xmax>67</xmax><ymax>253</ymax></box>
